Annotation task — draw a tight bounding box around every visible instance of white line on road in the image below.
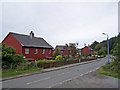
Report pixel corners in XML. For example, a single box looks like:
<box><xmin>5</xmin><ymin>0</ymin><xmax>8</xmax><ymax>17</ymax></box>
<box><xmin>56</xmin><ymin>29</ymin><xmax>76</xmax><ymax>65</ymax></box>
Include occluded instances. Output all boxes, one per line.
<box><xmin>26</xmin><ymin>77</ymin><xmax>51</xmax><ymax>85</ymax></box>
<box><xmin>80</xmin><ymin>74</ymin><xmax>84</xmax><ymax>76</ymax></box>
<box><xmin>84</xmin><ymin>72</ymin><xmax>89</xmax><ymax>75</ymax></box>
<box><xmin>89</xmin><ymin>70</ymin><xmax>92</xmax><ymax>73</ymax></box>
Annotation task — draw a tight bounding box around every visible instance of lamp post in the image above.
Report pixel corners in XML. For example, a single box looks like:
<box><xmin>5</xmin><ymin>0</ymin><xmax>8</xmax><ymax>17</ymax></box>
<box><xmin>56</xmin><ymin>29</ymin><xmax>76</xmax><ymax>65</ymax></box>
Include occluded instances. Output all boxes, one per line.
<box><xmin>102</xmin><ymin>33</ymin><xmax>109</xmax><ymax>63</ymax></box>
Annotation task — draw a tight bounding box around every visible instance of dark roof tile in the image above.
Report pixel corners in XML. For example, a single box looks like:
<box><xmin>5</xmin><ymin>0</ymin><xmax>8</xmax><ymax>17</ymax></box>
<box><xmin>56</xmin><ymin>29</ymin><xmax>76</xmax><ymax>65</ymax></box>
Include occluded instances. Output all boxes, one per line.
<box><xmin>11</xmin><ymin>32</ymin><xmax>53</xmax><ymax>49</ymax></box>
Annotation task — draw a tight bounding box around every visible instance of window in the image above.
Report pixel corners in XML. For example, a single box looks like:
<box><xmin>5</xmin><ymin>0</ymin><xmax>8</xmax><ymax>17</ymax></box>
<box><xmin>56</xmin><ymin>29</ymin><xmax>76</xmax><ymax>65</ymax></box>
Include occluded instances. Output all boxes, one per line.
<box><xmin>42</xmin><ymin>49</ymin><xmax>45</xmax><ymax>54</ymax></box>
<box><xmin>25</xmin><ymin>49</ymin><xmax>29</xmax><ymax>54</ymax></box>
<box><xmin>34</xmin><ymin>49</ymin><xmax>38</xmax><ymax>54</ymax></box>
<box><xmin>61</xmin><ymin>51</ymin><xmax>63</xmax><ymax>53</ymax></box>
<box><xmin>48</xmin><ymin>49</ymin><xmax>51</xmax><ymax>54</ymax></box>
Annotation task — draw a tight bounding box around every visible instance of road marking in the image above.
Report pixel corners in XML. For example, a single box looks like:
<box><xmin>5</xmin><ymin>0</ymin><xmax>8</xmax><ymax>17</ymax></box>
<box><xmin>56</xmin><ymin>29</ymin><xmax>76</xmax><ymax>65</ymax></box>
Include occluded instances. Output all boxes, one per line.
<box><xmin>84</xmin><ymin>72</ymin><xmax>89</xmax><ymax>75</ymax></box>
<box><xmin>89</xmin><ymin>70</ymin><xmax>92</xmax><ymax>73</ymax></box>
<box><xmin>26</xmin><ymin>77</ymin><xmax>50</xmax><ymax>85</ymax></box>
<box><xmin>80</xmin><ymin>74</ymin><xmax>83</xmax><ymax>76</ymax></box>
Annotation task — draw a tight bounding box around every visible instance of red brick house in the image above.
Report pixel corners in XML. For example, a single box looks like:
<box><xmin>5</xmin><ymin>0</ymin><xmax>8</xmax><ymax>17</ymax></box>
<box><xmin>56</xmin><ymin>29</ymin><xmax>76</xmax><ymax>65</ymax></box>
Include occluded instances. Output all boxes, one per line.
<box><xmin>2</xmin><ymin>31</ymin><xmax>53</xmax><ymax>60</ymax></box>
<box><xmin>55</xmin><ymin>45</ymin><xmax>71</xmax><ymax>56</ymax></box>
<box><xmin>81</xmin><ymin>46</ymin><xmax>94</xmax><ymax>56</ymax></box>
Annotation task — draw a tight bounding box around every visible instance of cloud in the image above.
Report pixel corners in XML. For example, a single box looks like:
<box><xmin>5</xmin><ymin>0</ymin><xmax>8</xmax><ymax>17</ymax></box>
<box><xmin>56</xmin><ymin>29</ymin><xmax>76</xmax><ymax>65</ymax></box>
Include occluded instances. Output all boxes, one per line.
<box><xmin>2</xmin><ymin>2</ymin><xmax>118</xmax><ymax>48</ymax></box>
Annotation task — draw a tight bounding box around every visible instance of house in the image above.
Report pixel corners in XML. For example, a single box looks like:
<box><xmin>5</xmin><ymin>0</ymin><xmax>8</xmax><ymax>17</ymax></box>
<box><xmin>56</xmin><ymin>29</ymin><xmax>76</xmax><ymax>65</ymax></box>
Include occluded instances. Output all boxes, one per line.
<box><xmin>2</xmin><ymin>31</ymin><xmax>54</xmax><ymax>60</ymax></box>
<box><xmin>81</xmin><ymin>46</ymin><xmax>94</xmax><ymax>56</ymax></box>
<box><xmin>55</xmin><ymin>45</ymin><xmax>71</xmax><ymax>56</ymax></box>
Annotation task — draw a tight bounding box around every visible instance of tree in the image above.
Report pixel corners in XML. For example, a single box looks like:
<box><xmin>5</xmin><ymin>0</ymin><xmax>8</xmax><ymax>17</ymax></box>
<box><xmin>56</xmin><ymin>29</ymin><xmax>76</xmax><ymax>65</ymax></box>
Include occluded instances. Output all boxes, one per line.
<box><xmin>94</xmin><ymin>43</ymin><xmax>103</xmax><ymax>51</ymax></box>
<box><xmin>64</xmin><ymin>43</ymin><xmax>70</xmax><ymax>59</ymax></box>
<box><xmin>2</xmin><ymin>43</ymin><xmax>25</xmax><ymax>69</ymax></box>
<box><xmin>69</xmin><ymin>43</ymin><xmax>78</xmax><ymax>58</ymax></box>
<box><xmin>100</xmin><ymin>47</ymin><xmax>107</xmax><ymax>54</ymax></box>
<box><xmin>53</xmin><ymin>47</ymin><xmax>61</xmax><ymax>58</ymax></box>
<box><xmin>90</xmin><ymin>41</ymin><xmax>99</xmax><ymax>49</ymax></box>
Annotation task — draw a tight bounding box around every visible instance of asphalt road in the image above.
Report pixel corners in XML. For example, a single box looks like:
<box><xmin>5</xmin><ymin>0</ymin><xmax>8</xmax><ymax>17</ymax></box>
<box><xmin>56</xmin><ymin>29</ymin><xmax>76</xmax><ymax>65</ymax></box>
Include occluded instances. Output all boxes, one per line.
<box><xmin>2</xmin><ymin>57</ymin><xmax>110</xmax><ymax>88</ymax></box>
<box><xmin>53</xmin><ymin>71</ymin><xmax>118</xmax><ymax>88</ymax></box>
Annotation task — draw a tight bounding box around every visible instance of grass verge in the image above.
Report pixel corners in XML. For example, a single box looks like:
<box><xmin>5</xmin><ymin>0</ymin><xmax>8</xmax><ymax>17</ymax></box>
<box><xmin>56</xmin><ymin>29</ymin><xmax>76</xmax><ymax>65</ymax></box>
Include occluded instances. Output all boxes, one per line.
<box><xmin>97</xmin><ymin>66</ymin><xmax>120</xmax><ymax>79</ymax></box>
<box><xmin>1</xmin><ymin>67</ymin><xmax>43</xmax><ymax>77</ymax></box>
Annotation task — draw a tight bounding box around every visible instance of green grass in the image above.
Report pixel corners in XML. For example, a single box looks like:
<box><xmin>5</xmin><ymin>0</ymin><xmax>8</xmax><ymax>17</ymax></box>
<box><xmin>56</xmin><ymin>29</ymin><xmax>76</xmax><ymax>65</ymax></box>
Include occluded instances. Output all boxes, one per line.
<box><xmin>97</xmin><ymin>65</ymin><xmax>120</xmax><ymax>79</ymax></box>
<box><xmin>1</xmin><ymin>67</ymin><xmax>43</xmax><ymax>77</ymax></box>
<box><xmin>37</xmin><ymin>60</ymin><xmax>56</xmax><ymax>63</ymax></box>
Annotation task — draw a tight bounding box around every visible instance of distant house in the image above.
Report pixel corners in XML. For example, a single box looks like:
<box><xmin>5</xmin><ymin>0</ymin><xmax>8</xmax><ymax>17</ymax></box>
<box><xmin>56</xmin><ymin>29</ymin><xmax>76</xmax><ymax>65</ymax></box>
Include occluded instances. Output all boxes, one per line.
<box><xmin>2</xmin><ymin>31</ymin><xmax>53</xmax><ymax>60</ymax></box>
<box><xmin>81</xmin><ymin>46</ymin><xmax>94</xmax><ymax>56</ymax></box>
<box><xmin>55</xmin><ymin>45</ymin><xmax>71</xmax><ymax>56</ymax></box>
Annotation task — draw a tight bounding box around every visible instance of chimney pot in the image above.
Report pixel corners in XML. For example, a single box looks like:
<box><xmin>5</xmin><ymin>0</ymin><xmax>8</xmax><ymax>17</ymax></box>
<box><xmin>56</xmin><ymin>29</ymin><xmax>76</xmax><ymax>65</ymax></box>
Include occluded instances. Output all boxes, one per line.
<box><xmin>30</xmin><ymin>31</ymin><xmax>34</xmax><ymax>39</ymax></box>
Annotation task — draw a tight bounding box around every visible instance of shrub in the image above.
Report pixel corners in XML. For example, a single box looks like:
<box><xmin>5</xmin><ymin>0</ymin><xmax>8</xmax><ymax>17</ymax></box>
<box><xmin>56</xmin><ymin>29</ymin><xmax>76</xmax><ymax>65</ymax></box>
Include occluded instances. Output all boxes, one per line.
<box><xmin>2</xmin><ymin>43</ymin><xmax>25</xmax><ymax>69</ymax></box>
<box><xmin>55</xmin><ymin>55</ymin><xmax>64</xmax><ymax>61</ymax></box>
<box><xmin>53</xmin><ymin>47</ymin><xmax>61</xmax><ymax>58</ymax></box>
<box><xmin>66</xmin><ymin>57</ymin><xmax>74</xmax><ymax>61</ymax></box>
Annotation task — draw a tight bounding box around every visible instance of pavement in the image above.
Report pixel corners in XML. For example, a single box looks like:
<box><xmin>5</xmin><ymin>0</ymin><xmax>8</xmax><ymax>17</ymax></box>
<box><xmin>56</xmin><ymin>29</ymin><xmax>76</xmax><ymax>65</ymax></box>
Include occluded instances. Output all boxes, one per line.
<box><xmin>2</xmin><ymin>57</ymin><xmax>112</xmax><ymax>88</ymax></box>
<box><xmin>53</xmin><ymin>71</ymin><xmax>118</xmax><ymax>88</ymax></box>
<box><xmin>2</xmin><ymin>58</ymin><xmax>101</xmax><ymax>81</ymax></box>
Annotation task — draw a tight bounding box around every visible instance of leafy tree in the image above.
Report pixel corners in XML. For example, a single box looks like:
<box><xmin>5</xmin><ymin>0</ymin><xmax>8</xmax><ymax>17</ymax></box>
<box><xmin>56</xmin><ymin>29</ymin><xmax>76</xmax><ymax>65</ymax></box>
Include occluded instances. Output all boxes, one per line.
<box><xmin>64</xmin><ymin>43</ymin><xmax>70</xmax><ymax>59</ymax></box>
<box><xmin>69</xmin><ymin>43</ymin><xmax>78</xmax><ymax>58</ymax></box>
<box><xmin>90</xmin><ymin>41</ymin><xmax>99</xmax><ymax>49</ymax></box>
<box><xmin>94</xmin><ymin>43</ymin><xmax>103</xmax><ymax>51</ymax></box>
<box><xmin>97</xmin><ymin>50</ymin><xmax>105</xmax><ymax>55</ymax></box>
<box><xmin>2</xmin><ymin>43</ymin><xmax>25</xmax><ymax>69</ymax></box>
<box><xmin>100</xmin><ymin>47</ymin><xmax>107</xmax><ymax>54</ymax></box>
<box><xmin>53</xmin><ymin>47</ymin><xmax>61</xmax><ymax>58</ymax></box>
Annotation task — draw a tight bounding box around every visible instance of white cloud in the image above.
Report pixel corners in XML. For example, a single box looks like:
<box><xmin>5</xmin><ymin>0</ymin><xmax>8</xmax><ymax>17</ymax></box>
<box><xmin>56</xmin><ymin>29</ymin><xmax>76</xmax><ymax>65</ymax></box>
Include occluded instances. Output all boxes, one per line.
<box><xmin>2</xmin><ymin>2</ymin><xmax>118</xmax><ymax>48</ymax></box>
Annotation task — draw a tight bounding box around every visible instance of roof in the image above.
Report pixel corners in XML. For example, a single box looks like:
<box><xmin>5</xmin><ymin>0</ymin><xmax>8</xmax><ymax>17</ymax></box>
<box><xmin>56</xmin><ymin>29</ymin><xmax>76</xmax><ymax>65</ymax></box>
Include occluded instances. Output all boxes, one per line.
<box><xmin>81</xmin><ymin>46</ymin><xmax>93</xmax><ymax>51</ymax></box>
<box><xmin>10</xmin><ymin>32</ymin><xmax>53</xmax><ymax>49</ymax></box>
<box><xmin>56</xmin><ymin>45</ymin><xmax>70</xmax><ymax>50</ymax></box>
<box><xmin>56</xmin><ymin>45</ymin><xmax>65</xmax><ymax>50</ymax></box>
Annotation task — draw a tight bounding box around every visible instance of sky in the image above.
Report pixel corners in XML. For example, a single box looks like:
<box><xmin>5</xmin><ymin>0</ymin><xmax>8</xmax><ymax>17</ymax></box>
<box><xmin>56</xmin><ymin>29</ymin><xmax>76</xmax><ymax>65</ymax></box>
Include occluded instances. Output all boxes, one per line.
<box><xmin>1</xmin><ymin>1</ymin><xmax>118</xmax><ymax>48</ymax></box>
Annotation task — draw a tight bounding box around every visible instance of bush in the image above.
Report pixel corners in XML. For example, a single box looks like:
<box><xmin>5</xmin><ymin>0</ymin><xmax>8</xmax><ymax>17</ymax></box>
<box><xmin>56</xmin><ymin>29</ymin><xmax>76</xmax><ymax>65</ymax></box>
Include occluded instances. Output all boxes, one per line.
<box><xmin>102</xmin><ymin>58</ymin><xmax>119</xmax><ymax>73</ymax></box>
<box><xmin>55</xmin><ymin>55</ymin><xmax>64</xmax><ymax>61</ymax></box>
<box><xmin>2</xmin><ymin>43</ymin><xmax>26</xmax><ymax>69</ymax></box>
<box><xmin>66</xmin><ymin>57</ymin><xmax>74</xmax><ymax>61</ymax></box>
<box><xmin>87</xmin><ymin>56</ymin><xmax>95</xmax><ymax>60</ymax></box>
<box><xmin>53</xmin><ymin>47</ymin><xmax>61</xmax><ymax>58</ymax></box>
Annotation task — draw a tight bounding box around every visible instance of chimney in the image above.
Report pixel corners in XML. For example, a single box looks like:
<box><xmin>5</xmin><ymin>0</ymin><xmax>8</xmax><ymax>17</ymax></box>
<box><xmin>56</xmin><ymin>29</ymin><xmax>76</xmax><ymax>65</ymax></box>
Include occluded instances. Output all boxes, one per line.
<box><xmin>84</xmin><ymin>43</ymin><xmax>86</xmax><ymax>47</ymax></box>
<box><xmin>30</xmin><ymin>31</ymin><xmax>34</xmax><ymax>39</ymax></box>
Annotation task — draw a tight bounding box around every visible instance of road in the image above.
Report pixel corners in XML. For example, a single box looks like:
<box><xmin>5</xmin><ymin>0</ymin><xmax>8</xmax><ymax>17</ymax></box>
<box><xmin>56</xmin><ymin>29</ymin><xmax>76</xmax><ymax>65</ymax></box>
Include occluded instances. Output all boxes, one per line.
<box><xmin>3</xmin><ymin>57</ymin><xmax>110</xmax><ymax>88</ymax></box>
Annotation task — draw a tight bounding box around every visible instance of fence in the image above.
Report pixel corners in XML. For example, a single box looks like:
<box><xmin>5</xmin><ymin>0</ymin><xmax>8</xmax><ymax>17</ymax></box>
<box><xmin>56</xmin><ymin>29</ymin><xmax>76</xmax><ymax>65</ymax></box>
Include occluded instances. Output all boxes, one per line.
<box><xmin>37</xmin><ymin>60</ymin><xmax>79</xmax><ymax>69</ymax></box>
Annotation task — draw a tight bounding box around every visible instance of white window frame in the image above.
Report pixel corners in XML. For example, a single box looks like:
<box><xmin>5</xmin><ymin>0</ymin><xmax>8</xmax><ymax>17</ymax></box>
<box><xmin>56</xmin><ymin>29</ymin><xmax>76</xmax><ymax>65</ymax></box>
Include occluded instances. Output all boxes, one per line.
<box><xmin>42</xmin><ymin>49</ymin><xmax>45</xmax><ymax>54</ymax></box>
<box><xmin>25</xmin><ymin>48</ymin><xmax>29</xmax><ymax>54</ymax></box>
<box><xmin>34</xmin><ymin>49</ymin><xmax>38</xmax><ymax>54</ymax></box>
<box><xmin>48</xmin><ymin>49</ymin><xmax>51</xmax><ymax>54</ymax></box>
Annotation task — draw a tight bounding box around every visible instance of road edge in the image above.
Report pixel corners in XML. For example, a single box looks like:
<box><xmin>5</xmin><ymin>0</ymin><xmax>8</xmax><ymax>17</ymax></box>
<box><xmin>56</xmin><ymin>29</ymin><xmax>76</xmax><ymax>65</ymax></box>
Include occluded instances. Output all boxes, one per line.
<box><xmin>2</xmin><ymin>58</ymin><xmax>102</xmax><ymax>81</ymax></box>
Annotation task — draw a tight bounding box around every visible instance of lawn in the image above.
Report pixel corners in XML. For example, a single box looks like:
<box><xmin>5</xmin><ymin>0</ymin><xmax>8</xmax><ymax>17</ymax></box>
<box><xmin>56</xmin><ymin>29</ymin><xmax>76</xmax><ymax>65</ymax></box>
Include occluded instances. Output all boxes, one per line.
<box><xmin>37</xmin><ymin>60</ymin><xmax>56</xmax><ymax>63</ymax></box>
<box><xmin>1</xmin><ymin>67</ymin><xmax>42</xmax><ymax>77</ymax></box>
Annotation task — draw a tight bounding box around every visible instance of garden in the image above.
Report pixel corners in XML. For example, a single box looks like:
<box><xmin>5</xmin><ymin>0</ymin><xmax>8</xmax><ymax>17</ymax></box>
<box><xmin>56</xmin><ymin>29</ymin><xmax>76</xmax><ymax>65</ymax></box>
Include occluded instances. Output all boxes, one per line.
<box><xmin>1</xmin><ymin>43</ymin><xmax>102</xmax><ymax>77</ymax></box>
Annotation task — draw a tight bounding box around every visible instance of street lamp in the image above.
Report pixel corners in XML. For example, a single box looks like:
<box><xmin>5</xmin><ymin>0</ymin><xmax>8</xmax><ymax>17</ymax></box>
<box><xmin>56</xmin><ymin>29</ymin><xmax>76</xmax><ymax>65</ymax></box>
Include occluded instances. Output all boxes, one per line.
<box><xmin>102</xmin><ymin>33</ymin><xmax>109</xmax><ymax>63</ymax></box>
